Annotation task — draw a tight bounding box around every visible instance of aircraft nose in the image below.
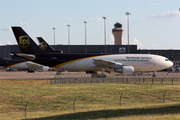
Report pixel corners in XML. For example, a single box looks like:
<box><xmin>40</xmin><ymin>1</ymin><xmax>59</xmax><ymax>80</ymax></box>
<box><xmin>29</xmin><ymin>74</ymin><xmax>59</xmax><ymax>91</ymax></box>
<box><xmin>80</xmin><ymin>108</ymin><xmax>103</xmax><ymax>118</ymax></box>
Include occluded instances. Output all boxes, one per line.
<box><xmin>165</xmin><ymin>60</ymin><xmax>173</xmax><ymax>69</ymax></box>
<box><xmin>169</xmin><ymin>61</ymin><xmax>173</xmax><ymax>67</ymax></box>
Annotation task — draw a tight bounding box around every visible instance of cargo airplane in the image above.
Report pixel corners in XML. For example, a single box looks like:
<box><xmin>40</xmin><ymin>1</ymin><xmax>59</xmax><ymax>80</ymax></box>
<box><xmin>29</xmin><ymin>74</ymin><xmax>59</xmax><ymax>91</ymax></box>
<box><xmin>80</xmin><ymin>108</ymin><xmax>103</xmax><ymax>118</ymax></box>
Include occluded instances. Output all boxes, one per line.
<box><xmin>37</xmin><ymin>37</ymin><xmax>63</xmax><ymax>53</ymax></box>
<box><xmin>0</xmin><ymin>57</ymin><xmax>49</xmax><ymax>72</ymax></box>
<box><xmin>37</xmin><ymin>37</ymin><xmax>55</xmax><ymax>52</ymax></box>
<box><xmin>11</xmin><ymin>27</ymin><xmax>173</xmax><ymax>77</ymax></box>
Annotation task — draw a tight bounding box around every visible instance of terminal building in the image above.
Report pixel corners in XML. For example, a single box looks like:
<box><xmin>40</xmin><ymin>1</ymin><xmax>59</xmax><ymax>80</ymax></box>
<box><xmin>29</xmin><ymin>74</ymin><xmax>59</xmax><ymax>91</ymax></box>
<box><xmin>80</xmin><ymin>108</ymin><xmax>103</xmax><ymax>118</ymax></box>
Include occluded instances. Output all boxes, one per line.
<box><xmin>0</xmin><ymin>22</ymin><xmax>180</xmax><ymax>67</ymax></box>
<box><xmin>0</xmin><ymin>44</ymin><xmax>137</xmax><ymax>59</ymax></box>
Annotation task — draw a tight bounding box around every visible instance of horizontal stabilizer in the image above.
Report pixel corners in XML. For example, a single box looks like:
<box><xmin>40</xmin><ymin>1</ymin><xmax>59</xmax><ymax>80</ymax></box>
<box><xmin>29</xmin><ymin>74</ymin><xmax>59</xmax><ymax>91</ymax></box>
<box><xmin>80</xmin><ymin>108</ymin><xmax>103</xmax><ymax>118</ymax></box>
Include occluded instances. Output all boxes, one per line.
<box><xmin>15</xmin><ymin>53</ymin><xmax>35</xmax><ymax>60</ymax></box>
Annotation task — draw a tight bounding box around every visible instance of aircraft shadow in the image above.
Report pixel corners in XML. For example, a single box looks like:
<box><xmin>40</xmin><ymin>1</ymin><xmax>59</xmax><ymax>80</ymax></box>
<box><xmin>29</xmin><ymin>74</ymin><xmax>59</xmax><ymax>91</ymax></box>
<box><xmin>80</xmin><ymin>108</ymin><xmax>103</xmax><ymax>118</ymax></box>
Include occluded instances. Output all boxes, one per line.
<box><xmin>26</xmin><ymin>104</ymin><xmax>180</xmax><ymax>120</ymax></box>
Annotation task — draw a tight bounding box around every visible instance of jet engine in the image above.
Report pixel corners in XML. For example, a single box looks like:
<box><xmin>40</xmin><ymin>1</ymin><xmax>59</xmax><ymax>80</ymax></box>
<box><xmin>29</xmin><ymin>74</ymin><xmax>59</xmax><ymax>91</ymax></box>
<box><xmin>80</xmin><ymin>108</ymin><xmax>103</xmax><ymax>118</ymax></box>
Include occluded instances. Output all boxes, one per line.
<box><xmin>114</xmin><ymin>66</ymin><xmax>134</xmax><ymax>74</ymax></box>
<box><xmin>38</xmin><ymin>66</ymin><xmax>49</xmax><ymax>71</ymax></box>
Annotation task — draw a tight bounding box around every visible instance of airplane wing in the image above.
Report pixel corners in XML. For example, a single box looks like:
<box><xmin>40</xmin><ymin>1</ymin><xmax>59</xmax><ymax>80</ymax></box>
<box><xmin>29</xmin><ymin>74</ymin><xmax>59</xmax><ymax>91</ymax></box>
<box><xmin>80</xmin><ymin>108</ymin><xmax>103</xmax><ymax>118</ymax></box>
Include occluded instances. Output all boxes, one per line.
<box><xmin>92</xmin><ymin>59</ymin><xmax>134</xmax><ymax>74</ymax></box>
<box><xmin>93</xmin><ymin>59</ymin><xmax>122</xmax><ymax>69</ymax></box>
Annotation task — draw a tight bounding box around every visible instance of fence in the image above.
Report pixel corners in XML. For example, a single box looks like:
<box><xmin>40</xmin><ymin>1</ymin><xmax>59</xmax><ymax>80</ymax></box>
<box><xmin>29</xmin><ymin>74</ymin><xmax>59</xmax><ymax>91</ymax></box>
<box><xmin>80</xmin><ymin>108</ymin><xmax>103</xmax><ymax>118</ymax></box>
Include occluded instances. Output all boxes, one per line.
<box><xmin>50</xmin><ymin>72</ymin><xmax>180</xmax><ymax>85</ymax></box>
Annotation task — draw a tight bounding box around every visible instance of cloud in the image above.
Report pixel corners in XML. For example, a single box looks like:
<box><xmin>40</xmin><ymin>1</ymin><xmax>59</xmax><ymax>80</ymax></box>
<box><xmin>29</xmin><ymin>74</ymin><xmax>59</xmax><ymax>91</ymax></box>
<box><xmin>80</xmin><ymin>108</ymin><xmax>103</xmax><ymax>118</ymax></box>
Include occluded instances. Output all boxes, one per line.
<box><xmin>130</xmin><ymin>37</ymin><xmax>143</xmax><ymax>48</ymax></box>
<box><xmin>110</xmin><ymin>22</ymin><xmax>114</xmax><ymax>25</ymax></box>
<box><xmin>14</xmin><ymin>21</ymin><xmax>28</xmax><ymax>25</ymax></box>
<box><xmin>109</xmin><ymin>34</ymin><xmax>114</xmax><ymax>44</ymax></box>
<box><xmin>1</xmin><ymin>26</ymin><xmax>12</xmax><ymax>31</ymax></box>
<box><xmin>150</xmin><ymin>3</ymin><xmax>165</xmax><ymax>6</ymax></box>
<box><xmin>67</xmin><ymin>18</ymin><xmax>72</xmax><ymax>21</ymax></box>
<box><xmin>91</xmin><ymin>18</ymin><xmax>101</xmax><ymax>21</ymax></box>
<box><xmin>122</xmin><ymin>38</ymin><xmax>127</xmax><ymax>44</ymax></box>
<box><xmin>151</xmin><ymin>44</ymin><xmax>157</xmax><ymax>48</ymax></box>
<box><xmin>141</xmin><ymin>11</ymin><xmax>180</xmax><ymax>20</ymax></box>
<box><xmin>0</xmin><ymin>40</ymin><xmax>11</xmax><ymax>45</ymax></box>
<box><xmin>96</xmin><ymin>18</ymin><xmax>100</xmax><ymax>21</ymax></box>
<box><xmin>109</xmin><ymin>35</ymin><xmax>142</xmax><ymax>48</ymax></box>
<box><xmin>7</xmin><ymin>40</ymin><xmax>11</xmax><ymax>45</ymax></box>
<box><xmin>150</xmin><ymin>3</ymin><xmax>157</xmax><ymax>6</ymax></box>
<box><xmin>0</xmin><ymin>40</ymin><xmax>12</xmax><ymax>45</ymax></box>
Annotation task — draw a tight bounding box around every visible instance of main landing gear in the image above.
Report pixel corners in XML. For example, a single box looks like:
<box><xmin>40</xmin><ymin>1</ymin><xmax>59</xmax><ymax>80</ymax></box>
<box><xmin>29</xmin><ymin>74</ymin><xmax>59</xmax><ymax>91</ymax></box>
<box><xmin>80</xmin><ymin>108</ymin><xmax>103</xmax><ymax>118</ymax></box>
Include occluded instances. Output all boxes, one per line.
<box><xmin>87</xmin><ymin>69</ymin><xmax>107</xmax><ymax>78</ymax></box>
<box><xmin>27</xmin><ymin>69</ymin><xmax>35</xmax><ymax>73</ymax></box>
<box><xmin>152</xmin><ymin>71</ymin><xmax>156</xmax><ymax>77</ymax></box>
<box><xmin>91</xmin><ymin>73</ymin><xmax>106</xmax><ymax>78</ymax></box>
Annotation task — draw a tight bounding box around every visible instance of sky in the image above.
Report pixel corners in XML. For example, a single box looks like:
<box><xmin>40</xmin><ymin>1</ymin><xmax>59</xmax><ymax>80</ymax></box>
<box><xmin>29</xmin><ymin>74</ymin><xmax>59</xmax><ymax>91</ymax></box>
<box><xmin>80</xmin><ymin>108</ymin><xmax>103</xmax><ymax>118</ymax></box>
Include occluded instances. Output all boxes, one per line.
<box><xmin>1</xmin><ymin>0</ymin><xmax>180</xmax><ymax>49</ymax></box>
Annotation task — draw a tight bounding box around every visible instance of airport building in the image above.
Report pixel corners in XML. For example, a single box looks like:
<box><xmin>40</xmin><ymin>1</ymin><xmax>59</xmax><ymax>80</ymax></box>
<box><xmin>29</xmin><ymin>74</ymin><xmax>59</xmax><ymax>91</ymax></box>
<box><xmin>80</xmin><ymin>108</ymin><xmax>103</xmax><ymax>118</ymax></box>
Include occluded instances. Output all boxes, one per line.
<box><xmin>112</xmin><ymin>22</ymin><xmax>124</xmax><ymax>45</ymax></box>
<box><xmin>0</xmin><ymin>44</ymin><xmax>137</xmax><ymax>60</ymax></box>
<box><xmin>0</xmin><ymin>22</ymin><xmax>180</xmax><ymax>67</ymax></box>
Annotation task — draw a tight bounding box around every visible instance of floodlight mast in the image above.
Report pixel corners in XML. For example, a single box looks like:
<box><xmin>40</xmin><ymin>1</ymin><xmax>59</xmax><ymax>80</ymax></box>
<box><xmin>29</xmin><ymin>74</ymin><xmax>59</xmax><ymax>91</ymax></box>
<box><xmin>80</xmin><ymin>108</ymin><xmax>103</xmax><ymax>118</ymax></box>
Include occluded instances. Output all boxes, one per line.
<box><xmin>125</xmin><ymin>12</ymin><xmax>131</xmax><ymax>54</ymax></box>
<box><xmin>84</xmin><ymin>21</ymin><xmax>87</xmax><ymax>53</ymax></box>
<box><xmin>103</xmin><ymin>17</ymin><xmax>107</xmax><ymax>53</ymax></box>
<box><xmin>67</xmin><ymin>24</ymin><xmax>70</xmax><ymax>53</ymax></box>
<box><xmin>53</xmin><ymin>27</ymin><xmax>56</xmax><ymax>50</ymax></box>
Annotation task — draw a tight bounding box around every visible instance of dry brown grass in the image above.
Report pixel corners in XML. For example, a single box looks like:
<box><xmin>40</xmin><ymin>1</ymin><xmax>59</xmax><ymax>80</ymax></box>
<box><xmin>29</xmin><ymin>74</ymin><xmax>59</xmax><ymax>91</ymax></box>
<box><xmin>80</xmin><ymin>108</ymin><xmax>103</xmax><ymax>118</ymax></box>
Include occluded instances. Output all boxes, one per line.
<box><xmin>0</xmin><ymin>80</ymin><xmax>180</xmax><ymax>120</ymax></box>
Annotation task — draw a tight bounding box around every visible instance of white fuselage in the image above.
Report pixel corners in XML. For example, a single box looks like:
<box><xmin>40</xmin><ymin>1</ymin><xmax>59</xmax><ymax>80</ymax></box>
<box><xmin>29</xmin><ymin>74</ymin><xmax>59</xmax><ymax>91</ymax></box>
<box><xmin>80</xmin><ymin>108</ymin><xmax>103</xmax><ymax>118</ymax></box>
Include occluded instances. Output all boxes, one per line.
<box><xmin>9</xmin><ymin>61</ymin><xmax>33</xmax><ymax>69</ymax></box>
<box><xmin>58</xmin><ymin>54</ymin><xmax>173</xmax><ymax>72</ymax></box>
<box><xmin>9</xmin><ymin>61</ymin><xmax>49</xmax><ymax>71</ymax></box>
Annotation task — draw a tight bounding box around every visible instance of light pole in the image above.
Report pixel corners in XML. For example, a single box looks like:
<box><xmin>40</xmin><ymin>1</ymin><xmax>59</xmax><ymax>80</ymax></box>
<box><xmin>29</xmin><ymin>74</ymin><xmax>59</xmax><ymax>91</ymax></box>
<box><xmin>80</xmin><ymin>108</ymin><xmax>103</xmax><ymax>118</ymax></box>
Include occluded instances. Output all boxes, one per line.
<box><xmin>125</xmin><ymin>12</ymin><xmax>131</xmax><ymax>54</ymax></box>
<box><xmin>4</xmin><ymin>49</ymin><xmax>6</xmax><ymax>59</ymax></box>
<box><xmin>103</xmin><ymin>17</ymin><xmax>107</xmax><ymax>54</ymax></box>
<box><xmin>67</xmin><ymin>24</ymin><xmax>70</xmax><ymax>53</ymax></box>
<box><xmin>84</xmin><ymin>21</ymin><xmax>87</xmax><ymax>53</ymax></box>
<box><xmin>53</xmin><ymin>27</ymin><xmax>56</xmax><ymax>50</ymax></box>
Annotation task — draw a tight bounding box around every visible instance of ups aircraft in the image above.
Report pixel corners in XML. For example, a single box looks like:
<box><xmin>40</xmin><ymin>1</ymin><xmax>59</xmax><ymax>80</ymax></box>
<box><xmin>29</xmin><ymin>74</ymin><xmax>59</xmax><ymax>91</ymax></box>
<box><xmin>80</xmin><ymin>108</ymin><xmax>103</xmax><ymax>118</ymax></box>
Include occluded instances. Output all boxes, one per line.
<box><xmin>0</xmin><ymin>57</ymin><xmax>49</xmax><ymax>73</ymax></box>
<box><xmin>37</xmin><ymin>37</ymin><xmax>63</xmax><ymax>53</ymax></box>
<box><xmin>37</xmin><ymin>37</ymin><xmax>55</xmax><ymax>52</ymax></box>
<box><xmin>0</xmin><ymin>37</ymin><xmax>50</xmax><ymax>73</ymax></box>
<box><xmin>11</xmin><ymin>27</ymin><xmax>173</xmax><ymax>78</ymax></box>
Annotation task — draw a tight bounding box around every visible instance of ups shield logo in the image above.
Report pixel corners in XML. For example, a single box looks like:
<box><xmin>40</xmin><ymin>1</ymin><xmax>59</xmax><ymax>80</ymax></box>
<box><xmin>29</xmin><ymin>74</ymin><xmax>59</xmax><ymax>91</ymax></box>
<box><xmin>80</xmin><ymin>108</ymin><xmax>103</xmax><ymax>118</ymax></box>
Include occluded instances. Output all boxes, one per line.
<box><xmin>19</xmin><ymin>36</ymin><xmax>30</xmax><ymax>48</ymax></box>
<box><xmin>40</xmin><ymin>42</ymin><xmax>47</xmax><ymax>50</ymax></box>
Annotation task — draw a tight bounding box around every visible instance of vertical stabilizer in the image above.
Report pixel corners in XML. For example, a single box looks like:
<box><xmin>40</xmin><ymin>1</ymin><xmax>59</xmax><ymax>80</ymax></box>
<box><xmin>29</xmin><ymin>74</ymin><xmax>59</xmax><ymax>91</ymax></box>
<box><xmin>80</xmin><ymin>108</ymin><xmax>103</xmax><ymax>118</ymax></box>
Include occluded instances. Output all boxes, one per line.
<box><xmin>37</xmin><ymin>37</ymin><xmax>55</xmax><ymax>52</ymax></box>
<box><xmin>11</xmin><ymin>27</ymin><xmax>46</xmax><ymax>54</ymax></box>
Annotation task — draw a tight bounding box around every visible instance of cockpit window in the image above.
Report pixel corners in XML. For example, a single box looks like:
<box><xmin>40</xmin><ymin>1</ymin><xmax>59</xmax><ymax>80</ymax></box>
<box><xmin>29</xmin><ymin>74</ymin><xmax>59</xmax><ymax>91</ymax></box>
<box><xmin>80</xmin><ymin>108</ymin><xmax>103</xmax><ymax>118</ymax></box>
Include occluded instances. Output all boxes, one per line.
<box><xmin>165</xmin><ymin>59</ymin><xmax>169</xmax><ymax>61</ymax></box>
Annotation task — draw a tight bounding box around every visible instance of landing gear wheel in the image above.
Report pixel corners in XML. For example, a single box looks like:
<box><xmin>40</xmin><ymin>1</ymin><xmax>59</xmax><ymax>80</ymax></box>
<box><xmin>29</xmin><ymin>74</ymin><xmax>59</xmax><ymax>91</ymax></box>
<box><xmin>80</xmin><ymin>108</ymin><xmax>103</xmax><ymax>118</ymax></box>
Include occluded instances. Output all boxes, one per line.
<box><xmin>152</xmin><ymin>71</ymin><xmax>156</xmax><ymax>77</ymax></box>
<box><xmin>91</xmin><ymin>74</ymin><xmax>106</xmax><ymax>78</ymax></box>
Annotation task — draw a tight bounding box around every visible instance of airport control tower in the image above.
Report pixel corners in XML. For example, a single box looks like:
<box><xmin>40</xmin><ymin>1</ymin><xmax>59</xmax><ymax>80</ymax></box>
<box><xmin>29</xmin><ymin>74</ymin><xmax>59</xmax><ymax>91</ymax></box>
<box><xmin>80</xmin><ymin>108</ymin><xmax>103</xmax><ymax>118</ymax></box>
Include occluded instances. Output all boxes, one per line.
<box><xmin>112</xmin><ymin>22</ymin><xmax>124</xmax><ymax>45</ymax></box>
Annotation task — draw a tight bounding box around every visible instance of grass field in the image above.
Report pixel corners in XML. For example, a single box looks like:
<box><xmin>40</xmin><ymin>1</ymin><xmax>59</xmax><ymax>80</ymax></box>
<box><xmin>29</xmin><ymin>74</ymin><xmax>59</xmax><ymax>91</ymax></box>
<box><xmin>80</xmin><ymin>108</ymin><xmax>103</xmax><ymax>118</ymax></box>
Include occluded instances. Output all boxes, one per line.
<box><xmin>0</xmin><ymin>80</ymin><xmax>180</xmax><ymax>120</ymax></box>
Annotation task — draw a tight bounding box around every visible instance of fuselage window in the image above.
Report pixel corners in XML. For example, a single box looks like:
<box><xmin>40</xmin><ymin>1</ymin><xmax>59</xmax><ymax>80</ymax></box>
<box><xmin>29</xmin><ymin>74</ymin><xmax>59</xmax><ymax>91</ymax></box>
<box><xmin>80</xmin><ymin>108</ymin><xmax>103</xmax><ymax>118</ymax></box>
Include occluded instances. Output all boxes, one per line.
<box><xmin>165</xmin><ymin>59</ymin><xmax>169</xmax><ymax>61</ymax></box>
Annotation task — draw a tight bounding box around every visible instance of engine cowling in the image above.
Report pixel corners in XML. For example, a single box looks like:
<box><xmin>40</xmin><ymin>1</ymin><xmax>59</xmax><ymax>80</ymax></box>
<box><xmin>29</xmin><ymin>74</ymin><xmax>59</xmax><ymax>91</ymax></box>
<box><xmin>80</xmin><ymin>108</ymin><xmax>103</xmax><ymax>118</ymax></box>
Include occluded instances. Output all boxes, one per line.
<box><xmin>114</xmin><ymin>66</ymin><xmax>134</xmax><ymax>74</ymax></box>
<box><xmin>38</xmin><ymin>66</ymin><xmax>49</xmax><ymax>71</ymax></box>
